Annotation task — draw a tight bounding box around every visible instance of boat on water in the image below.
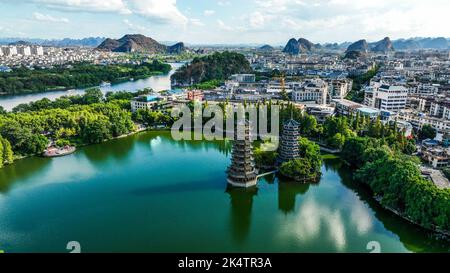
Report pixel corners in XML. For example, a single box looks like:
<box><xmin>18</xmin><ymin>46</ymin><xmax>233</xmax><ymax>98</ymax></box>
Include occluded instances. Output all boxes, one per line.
<box><xmin>100</xmin><ymin>81</ymin><xmax>112</xmax><ymax>87</ymax></box>
<box><xmin>43</xmin><ymin>146</ymin><xmax>76</xmax><ymax>158</ymax></box>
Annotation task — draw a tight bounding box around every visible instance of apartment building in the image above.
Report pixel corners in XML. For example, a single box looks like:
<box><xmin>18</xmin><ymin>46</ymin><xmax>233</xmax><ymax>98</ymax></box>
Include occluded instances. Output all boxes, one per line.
<box><xmin>328</xmin><ymin>79</ymin><xmax>352</xmax><ymax>99</ymax></box>
<box><xmin>292</xmin><ymin>79</ymin><xmax>328</xmax><ymax>105</ymax></box>
<box><xmin>365</xmin><ymin>84</ymin><xmax>408</xmax><ymax>112</ymax></box>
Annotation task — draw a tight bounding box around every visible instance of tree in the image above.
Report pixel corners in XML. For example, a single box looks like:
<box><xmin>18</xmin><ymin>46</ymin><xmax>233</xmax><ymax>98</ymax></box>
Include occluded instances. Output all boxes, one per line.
<box><xmin>341</xmin><ymin>137</ymin><xmax>372</xmax><ymax>168</ymax></box>
<box><xmin>300</xmin><ymin>114</ymin><xmax>318</xmax><ymax>136</ymax></box>
<box><xmin>0</xmin><ymin>106</ymin><xmax>6</xmax><ymax>115</ymax></box>
<box><xmin>328</xmin><ymin>133</ymin><xmax>346</xmax><ymax>149</ymax></box>
<box><xmin>83</xmin><ymin>88</ymin><xmax>104</xmax><ymax>104</ymax></box>
<box><xmin>254</xmin><ymin>147</ymin><xmax>277</xmax><ymax>168</ymax></box>
<box><xmin>419</xmin><ymin>124</ymin><xmax>436</xmax><ymax>140</ymax></box>
<box><xmin>0</xmin><ymin>139</ymin><xmax>3</xmax><ymax>168</ymax></box>
<box><xmin>1</xmin><ymin>136</ymin><xmax>14</xmax><ymax>165</ymax></box>
<box><xmin>0</xmin><ymin>121</ymin><xmax>48</xmax><ymax>155</ymax></box>
<box><xmin>80</xmin><ymin>116</ymin><xmax>112</xmax><ymax>144</ymax></box>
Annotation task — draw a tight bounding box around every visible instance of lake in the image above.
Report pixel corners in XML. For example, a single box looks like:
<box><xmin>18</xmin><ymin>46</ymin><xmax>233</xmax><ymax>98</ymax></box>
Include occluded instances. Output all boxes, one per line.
<box><xmin>0</xmin><ymin>131</ymin><xmax>448</xmax><ymax>253</ymax></box>
<box><xmin>0</xmin><ymin>62</ymin><xmax>184</xmax><ymax>111</ymax></box>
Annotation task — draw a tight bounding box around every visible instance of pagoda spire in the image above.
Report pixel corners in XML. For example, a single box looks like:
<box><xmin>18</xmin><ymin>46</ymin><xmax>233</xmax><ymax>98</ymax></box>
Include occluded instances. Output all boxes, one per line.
<box><xmin>277</xmin><ymin>118</ymin><xmax>301</xmax><ymax>164</ymax></box>
<box><xmin>227</xmin><ymin>120</ymin><xmax>258</xmax><ymax>188</ymax></box>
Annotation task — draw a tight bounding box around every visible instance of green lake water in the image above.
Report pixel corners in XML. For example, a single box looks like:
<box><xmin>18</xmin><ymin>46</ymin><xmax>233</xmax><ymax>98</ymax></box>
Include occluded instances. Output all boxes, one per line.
<box><xmin>0</xmin><ymin>131</ymin><xmax>448</xmax><ymax>253</ymax></box>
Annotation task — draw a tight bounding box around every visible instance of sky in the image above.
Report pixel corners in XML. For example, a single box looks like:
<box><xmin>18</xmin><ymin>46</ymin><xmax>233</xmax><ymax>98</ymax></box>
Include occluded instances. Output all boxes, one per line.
<box><xmin>0</xmin><ymin>0</ymin><xmax>449</xmax><ymax>45</ymax></box>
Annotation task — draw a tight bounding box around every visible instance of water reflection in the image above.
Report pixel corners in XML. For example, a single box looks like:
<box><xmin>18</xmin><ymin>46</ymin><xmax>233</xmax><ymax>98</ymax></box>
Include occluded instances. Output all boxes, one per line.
<box><xmin>0</xmin><ymin>157</ymin><xmax>52</xmax><ymax>194</ymax></box>
<box><xmin>82</xmin><ymin>135</ymin><xmax>137</xmax><ymax>163</ymax></box>
<box><xmin>279</xmin><ymin>197</ymin><xmax>347</xmax><ymax>252</ymax></box>
<box><xmin>226</xmin><ymin>186</ymin><xmax>258</xmax><ymax>245</ymax></box>
<box><xmin>277</xmin><ymin>182</ymin><xmax>310</xmax><ymax>214</ymax></box>
<box><xmin>336</xmin><ymin>161</ymin><xmax>450</xmax><ymax>252</ymax></box>
<box><xmin>153</xmin><ymin>131</ymin><xmax>233</xmax><ymax>156</ymax></box>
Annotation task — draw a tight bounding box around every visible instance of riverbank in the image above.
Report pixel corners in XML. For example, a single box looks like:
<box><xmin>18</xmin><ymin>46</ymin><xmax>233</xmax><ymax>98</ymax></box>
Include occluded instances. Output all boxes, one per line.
<box><xmin>1</xmin><ymin>130</ymin><xmax>448</xmax><ymax>252</ymax></box>
<box><xmin>373</xmin><ymin>195</ymin><xmax>450</xmax><ymax>238</ymax></box>
<box><xmin>0</xmin><ymin>62</ymin><xmax>172</xmax><ymax>97</ymax></box>
<box><xmin>9</xmin><ymin>125</ymin><xmax>166</xmax><ymax>164</ymax></box>
<box><xmin>0</xmin><ymin>62</ymin><xmax>184</xmax><ymax>111</ymax></box>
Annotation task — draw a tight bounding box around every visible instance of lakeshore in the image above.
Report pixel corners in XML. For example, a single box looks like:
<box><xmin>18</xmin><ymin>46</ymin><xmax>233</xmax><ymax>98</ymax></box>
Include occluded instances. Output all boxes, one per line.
<box><xmin>0</xmin><ymin>130</ymin><xmax>448</xmax><ymax>253</ymax></box>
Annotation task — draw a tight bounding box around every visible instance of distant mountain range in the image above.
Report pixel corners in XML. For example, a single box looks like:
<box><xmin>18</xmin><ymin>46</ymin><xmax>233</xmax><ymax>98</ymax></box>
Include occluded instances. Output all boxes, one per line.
<box><xmin>0</xmin><ymin>37</ymin><xmax>106</xmax><ymax>47</ymax></box>
<box><xmin>282</xmin><ymin>37</ymin><xmax>449</xmax><ymax>55</ymax></box>
<box><xmin>96</xmin><ymin>34</ymin><xmax>185</xmax><ymax>54</ymax></box>
<box><xmin>283</xmin><ymin>37</ymin><xmax>320</xmax><ymax>54</ymax></box>
<box><xmin>344</xmin><ymin>37</ymin><xmax>395</xmax><ymax>58</ymax></box>
<box><xmin>0</xmin><ymin>36</ymin><xmax>448</xmax><ymax>51</ymax></box>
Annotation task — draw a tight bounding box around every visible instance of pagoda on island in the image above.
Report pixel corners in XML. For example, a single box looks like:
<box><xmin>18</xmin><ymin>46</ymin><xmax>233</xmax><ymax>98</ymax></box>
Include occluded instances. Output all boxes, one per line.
<box><xmin>227</xmin><ymin>120</ymin><xmax>258</xmax><ymax>188</ymax></box>
<box><xmin>277</xmin><ymin>119</ymin><xmax>301</xmax><ymax>164</ymax></box>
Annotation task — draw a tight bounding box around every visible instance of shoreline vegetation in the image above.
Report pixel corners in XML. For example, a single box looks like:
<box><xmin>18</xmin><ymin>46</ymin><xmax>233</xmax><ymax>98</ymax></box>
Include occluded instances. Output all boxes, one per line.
<box><xmin>0</xmin><ymin>50</ymin><xmax>448</xmax><ymax>237</ymax></box>
<box><xmin>0</xmin><ymin>60</ymin><xmax>171</xmax><ymax>96</ymax></box>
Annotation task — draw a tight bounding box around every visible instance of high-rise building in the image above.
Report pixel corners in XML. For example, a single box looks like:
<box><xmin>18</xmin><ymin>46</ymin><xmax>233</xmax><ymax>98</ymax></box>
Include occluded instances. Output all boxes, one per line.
<box><xmin>278</xmin><ymin>119</ymin><xmax>300</xmax><ymax>164</ymax></box>
<box><xmin>31</xmin><ymin>46</ymin><xmax>44</xmax><ymax>56</ymax></box>
<box><xmin>227</xmin><ymin>120</ymin><xmax>258</xmax><ymax>188</ymax></box>
<box><xmin>364</xmin><ymin>83</ymin><xmax>408</xmax><ymax>112</ymax></box>
<box><xmin>17</xmin><ymin>46</ymin><xmax>31</xmax><ymax>56</ymax></box>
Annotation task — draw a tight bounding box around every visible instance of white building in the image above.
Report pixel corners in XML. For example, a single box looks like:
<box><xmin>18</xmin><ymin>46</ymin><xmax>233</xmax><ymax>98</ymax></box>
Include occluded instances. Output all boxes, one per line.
<box><xmin>430</xmin><ymin>101</ymin><xmax>450</xmax><ymax>120</ymax></box>
<box><xmin>17</xmin><ymin>46</ymin><xmax>31</xmax><ymax>56</ymax></box>
<box><xmin>328</xmin><ymin>79</ymin><xmax>352</xmax><ymax>99</ymax></box>
<box><xmin>31</xmin><ymin>46</ymin><xmax>44</xmax><ymax>56</ymax></box>
<box><xmin>130</xmin><ymin>95</ymin><xmax>162</xmax><ymax>112</ymax></box>
<box><xmin>365</xmin><ymin>84</ymin><xmax>408</xmax><ymax>112</ymax></box>
<box><xmin>292</xmin><ymin>79</ymin><xmax>328</xmax><ymax>105</ymax></box>
<box><xmin>397</xmin><ymin>110</ymin><xmax>450</xmax><ymax>133</ymax></box>
<box><xmin>230</xmin><ymin>74</ymin><xmax>255</xmax><ymax>83</ymax></box>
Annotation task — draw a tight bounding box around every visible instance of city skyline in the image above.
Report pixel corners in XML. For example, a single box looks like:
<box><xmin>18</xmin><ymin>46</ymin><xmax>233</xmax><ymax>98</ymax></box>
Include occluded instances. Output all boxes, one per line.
<box><xmin>0</xmin><ymin>0</ymin><xmax>449</xmax><ymax>45</ymax></box>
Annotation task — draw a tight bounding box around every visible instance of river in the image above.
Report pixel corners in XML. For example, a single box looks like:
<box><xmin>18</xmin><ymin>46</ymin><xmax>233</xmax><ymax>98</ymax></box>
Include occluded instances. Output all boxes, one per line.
<box><xmin>0</xmin><ymin>62</ymin><xmax>184</xmax><ymax>111</ymax></box>
<box><xmin>0</xmin><ymin>131</ymin><xmax>448</xmax><ymax>253</ymax></box>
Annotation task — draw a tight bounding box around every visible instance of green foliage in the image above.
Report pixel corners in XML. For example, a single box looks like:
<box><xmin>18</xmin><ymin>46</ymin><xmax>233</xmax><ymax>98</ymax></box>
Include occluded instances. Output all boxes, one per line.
<box><xmin>132</xmin><ymin>109</ymin><xmax>173</xmax><ymax>127</ymax></box>
<box><xmin>341</xmin><ymin>137</ymin><xmax>380</xmax><ymax>168</ymax></box>
<box><xmin>419</xmin><ymin>124</ymin><xmax>437</xmax><ymax>140</ymax></box>
<box><xmin>55</xmin><ymin>139</ymin><xmax>71</xmax><ymax>147</ymax></box>
<box><xmin>0</xmin><ymin>100</ymin><xmax>135</xmax><ymax>155</ymax></box>
<box><xmin>171</xmin><ymin>51</ymin><xmax>252</xmax><ymax>85</ymax></box>
<box><xmin>11</xmin><ymin>89</ymin><xmax>142</xmax><ymax>113</ymax></box>
<box><xmin>192</xmin><ymin>79</ymin><xmax>223</xmax><ymax>90</ymax></box>
<box><xmin>280</xmin><ymin>159</ymin><xmax>316</xmax><ymax>181</ymax></box>
<box><xmin>280</xmin><ymin>137</ymin><xmax>322</xmax><ymax>181</ymax></box>
<box><xmin>0</xmin><ymin>61</ymin><xmax>171</xmax><ymax>95</ymax></box>
<box><xmin>340</xmin><ymin>133</ymin><xmax>450</xmax><ymax>231</ymax></box>
<box><xmin>355</xmin><ymin>151</ymin><xmax>450</xmax><ymax>231</ymax></box>
<box><xmin>328</xmin><ymin>133</ymin><xmax>346</xmax><ymax>149</ymax></box>
<box><xmin>346</xmin><ymin>65</ymin><xmax>379</xmax><ymax>103</ymax></box>
<box><xmin>83</xmin><ymin>88</ymin><xmax>104</xmax><ymax>104</ymax></box>
<box><xmin>323</xmin><ymin>116</ymin><xmax>355</xmax><ymax>149</ymax></box>
<box><xmin>1</xmin><ymin>137</ymin><xmax>14</xmax><ymax>165</ymax></box>
<box><xmin>254</xmin><ymin>147</ymin><xmax>277</xmax><ymax>168</ymax></box>
<box><xmin>0</xmin><ymin>121</ymin><xmax>48</xmax><ymax>155</ymax></box>
<box><xmin>0</xmin><ymin>135</ymin><xmax>15</xmax><ymax>168</ymax></box>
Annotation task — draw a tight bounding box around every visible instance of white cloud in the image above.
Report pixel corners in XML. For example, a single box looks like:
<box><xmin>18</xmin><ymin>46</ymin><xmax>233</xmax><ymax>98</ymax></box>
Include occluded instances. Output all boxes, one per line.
<box><xmin>32</xmin><ymin>12</ymin><xmax>69</xmax><ymax>23</ymax></box>
<box><xmin>217</xmin><ymin>19</ymin><xmax>233</xmax><ymax>31</ymax></box>
<box><xmin>217</xmin><ymin>1</ymin><xmax>231</xmax><ymax>6</ymax></box>
<box><xmin>34</xmin><ymin>0</ymin><xmax>130</xmax><ymax>14</ymax></box>
<box><xmin>127</xmin><ymin>0</ymin><xmax>188</xmax><ymax>25</ymax></box>
<box><xmin>123</xmin><ymin>19</ymin><xmax>149</xmax><ymax>33</ymax></box>
<box><xmin>189</xmin><ymin>18</ymin><xmax>204</xmax><ymax>27</ymax></box>
<box><xmin>248</xmin><ymin>11</ymin><xmax>266</xmax><ymax>28</ymax></box>
<box><xmin>11</xmin><ymin>0</ymin><xmax>189</xmax><ymax>25</ymax></box>
<box><xmin>204</xmin><ymin>10</ymin><xmax>215</xmax><ymax>16</ymax></box>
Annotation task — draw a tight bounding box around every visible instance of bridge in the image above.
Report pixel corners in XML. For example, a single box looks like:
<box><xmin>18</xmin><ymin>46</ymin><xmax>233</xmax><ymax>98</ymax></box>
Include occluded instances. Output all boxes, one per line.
<box><xmin>256</xmin><ymin>170</ymin><xmax>278</xmax><ymax>180</ymax></box>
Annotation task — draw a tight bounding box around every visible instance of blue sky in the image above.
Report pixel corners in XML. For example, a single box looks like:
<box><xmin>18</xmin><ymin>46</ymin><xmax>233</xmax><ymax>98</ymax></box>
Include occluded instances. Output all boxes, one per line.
<box><xmin>0</xmin><ymin>0</ymin><xmax>449</xmax><ymax>45</ymax></box>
